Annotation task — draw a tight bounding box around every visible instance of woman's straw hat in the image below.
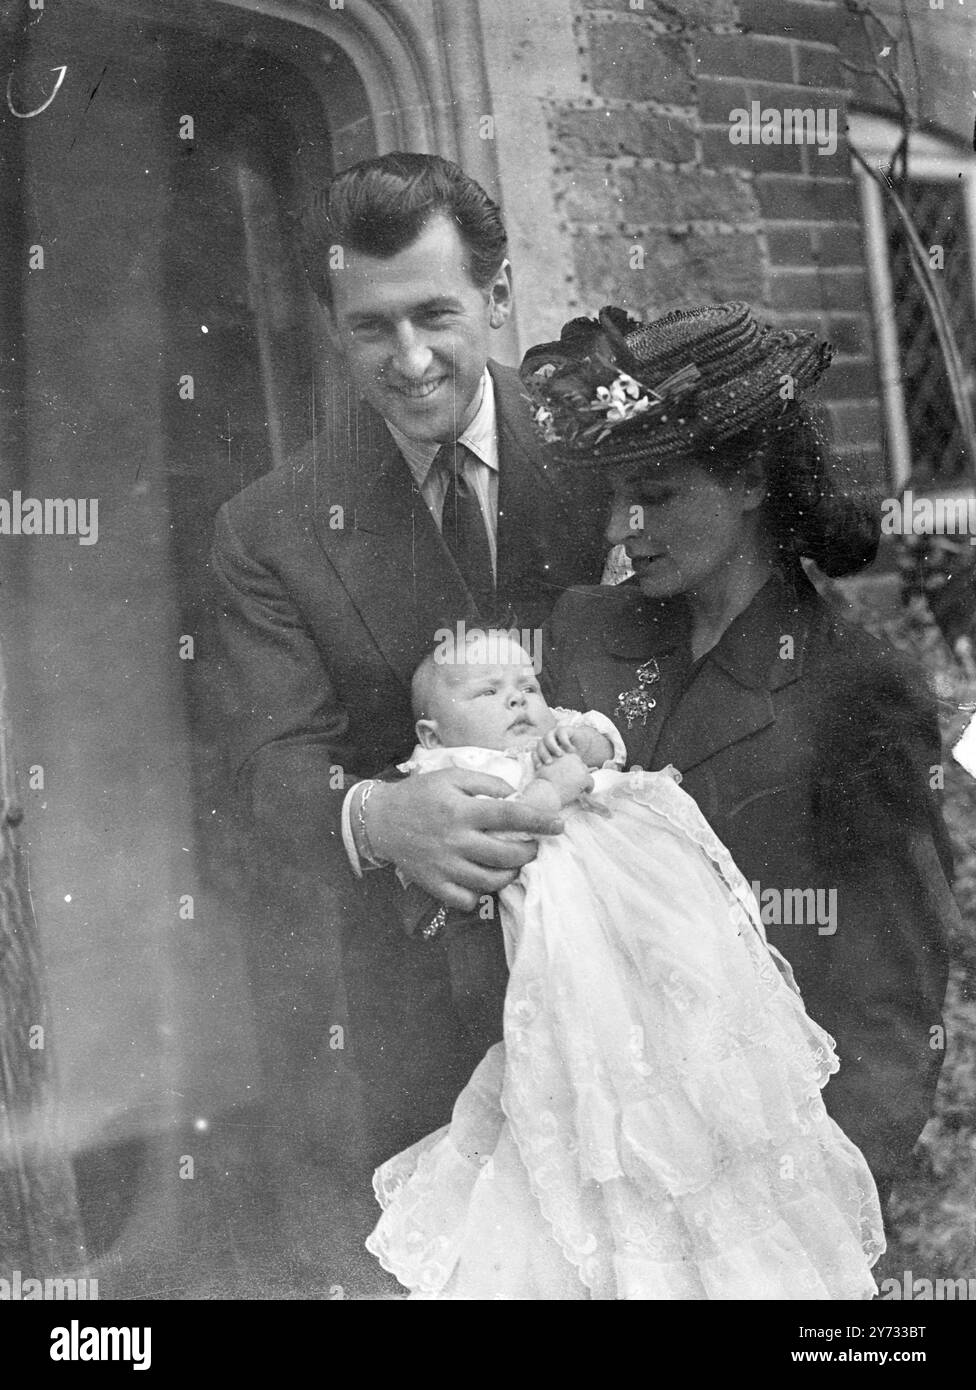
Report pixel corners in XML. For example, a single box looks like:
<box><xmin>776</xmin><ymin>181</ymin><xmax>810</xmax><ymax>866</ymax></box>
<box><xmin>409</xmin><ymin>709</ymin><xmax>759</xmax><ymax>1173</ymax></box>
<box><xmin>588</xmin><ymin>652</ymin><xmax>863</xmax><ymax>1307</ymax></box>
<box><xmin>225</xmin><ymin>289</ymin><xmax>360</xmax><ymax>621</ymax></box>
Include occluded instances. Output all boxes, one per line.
<box><xmin>520</xmin><ymin>301</ymin><xmax>833</xmax><ymax>468</ymax></box>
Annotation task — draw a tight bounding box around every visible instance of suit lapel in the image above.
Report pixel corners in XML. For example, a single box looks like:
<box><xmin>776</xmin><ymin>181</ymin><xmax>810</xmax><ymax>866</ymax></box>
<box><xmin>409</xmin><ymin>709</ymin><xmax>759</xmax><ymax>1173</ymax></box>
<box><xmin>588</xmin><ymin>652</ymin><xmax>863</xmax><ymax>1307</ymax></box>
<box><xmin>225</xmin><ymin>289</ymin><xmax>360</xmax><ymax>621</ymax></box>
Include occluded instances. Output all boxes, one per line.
<box><xmin>653</xmin><ymin>666</ymin><xmax>776</xmax><ymax>774</ymax></box>
<box><xmin>582</xmin><ymin>570</ymin><xmax>815</xmax><ymax>774</ymax></box>
<box><xmin>654</xmin><ymin>570</ymin><xmax>813</xmax><ymax>773</ymax></box>
<box><xmin>312</xmin><ymin>394</ymin><xmax>476</xmax><ymax>690</ymax></box>
<box><xmin>492</xmin><ymin>362</ymin><xmax>557</xmax><ymax>600</ymax></box>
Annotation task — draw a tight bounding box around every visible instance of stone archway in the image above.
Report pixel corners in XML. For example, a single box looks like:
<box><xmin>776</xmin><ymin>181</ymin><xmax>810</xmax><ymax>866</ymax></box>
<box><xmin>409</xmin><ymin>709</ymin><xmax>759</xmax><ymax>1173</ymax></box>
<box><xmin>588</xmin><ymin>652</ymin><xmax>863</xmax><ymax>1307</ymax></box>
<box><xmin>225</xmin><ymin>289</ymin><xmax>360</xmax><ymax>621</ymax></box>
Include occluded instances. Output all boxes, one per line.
<box><xmin>207</xmin><ymin>0</ymin><xmax>501</xmax><ymax>187</ymax></box>
<box><xmin>92</xmin><ymin>0</ymin><xmax>503</xmax><ymax>183</ymax></box>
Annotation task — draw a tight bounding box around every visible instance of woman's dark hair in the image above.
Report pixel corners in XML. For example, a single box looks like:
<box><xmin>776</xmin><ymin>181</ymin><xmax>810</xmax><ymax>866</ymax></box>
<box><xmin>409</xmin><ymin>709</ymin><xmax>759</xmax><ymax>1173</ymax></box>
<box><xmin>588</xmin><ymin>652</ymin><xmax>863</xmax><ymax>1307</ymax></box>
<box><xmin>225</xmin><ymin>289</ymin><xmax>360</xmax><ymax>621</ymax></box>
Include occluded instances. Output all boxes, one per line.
<box><xmin>297</xmin><ymin>153</ymin><xmax>509</xmax><ymax>308</ymax></box>
<box><xmin>702</xmin><ymin>403</ymin><xmax>881</xmax><ymax>579</ymax></box>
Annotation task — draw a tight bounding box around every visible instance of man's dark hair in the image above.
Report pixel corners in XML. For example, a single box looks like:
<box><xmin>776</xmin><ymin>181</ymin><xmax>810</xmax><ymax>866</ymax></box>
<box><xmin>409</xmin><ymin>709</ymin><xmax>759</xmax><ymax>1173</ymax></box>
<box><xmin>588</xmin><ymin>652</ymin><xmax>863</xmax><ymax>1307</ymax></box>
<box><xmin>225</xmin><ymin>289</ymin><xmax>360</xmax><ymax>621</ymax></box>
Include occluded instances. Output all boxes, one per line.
<box><xmin>297</xmin><ymin>152</ymin><xmax>509</xmax><ymax>309</ymax></box>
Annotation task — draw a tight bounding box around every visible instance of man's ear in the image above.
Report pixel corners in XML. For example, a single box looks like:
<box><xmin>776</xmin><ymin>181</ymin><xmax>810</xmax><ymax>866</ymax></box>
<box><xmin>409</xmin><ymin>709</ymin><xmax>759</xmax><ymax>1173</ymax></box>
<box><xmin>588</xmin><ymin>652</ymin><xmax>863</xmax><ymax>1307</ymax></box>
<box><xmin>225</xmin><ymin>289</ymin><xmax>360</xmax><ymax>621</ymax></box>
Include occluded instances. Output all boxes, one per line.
<box><xmin>487</xmin><ymin>259</ymin><xmax>513</xmax><ymax>330</ymax></box>
<box><xmin>415</xmin><ymin>719</ymin><xmax>442</xmax><ymax>749</ymax></box>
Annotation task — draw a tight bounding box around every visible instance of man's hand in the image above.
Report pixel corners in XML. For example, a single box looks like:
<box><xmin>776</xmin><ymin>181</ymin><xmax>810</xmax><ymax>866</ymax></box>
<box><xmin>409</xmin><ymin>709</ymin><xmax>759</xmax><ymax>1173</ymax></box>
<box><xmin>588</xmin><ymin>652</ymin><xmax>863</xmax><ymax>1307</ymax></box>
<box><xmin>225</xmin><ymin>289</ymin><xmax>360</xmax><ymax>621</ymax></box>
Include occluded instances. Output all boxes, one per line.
<box><xmin>364</xmin><ymin>768</ymin><xmax>564</xmax><ymax>910</ymax></box>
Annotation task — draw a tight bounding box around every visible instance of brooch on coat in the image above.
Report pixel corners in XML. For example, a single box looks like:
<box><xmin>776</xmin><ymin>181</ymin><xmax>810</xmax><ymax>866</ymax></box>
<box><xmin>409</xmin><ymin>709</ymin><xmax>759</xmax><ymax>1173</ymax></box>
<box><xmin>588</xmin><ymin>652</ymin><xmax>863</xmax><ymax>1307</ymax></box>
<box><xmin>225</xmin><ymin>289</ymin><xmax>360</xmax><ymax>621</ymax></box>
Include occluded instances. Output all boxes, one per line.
<box><xmin>614</xmin><ymin>659</ymin><xmax>661</xmax><ymax>729</ymax></box>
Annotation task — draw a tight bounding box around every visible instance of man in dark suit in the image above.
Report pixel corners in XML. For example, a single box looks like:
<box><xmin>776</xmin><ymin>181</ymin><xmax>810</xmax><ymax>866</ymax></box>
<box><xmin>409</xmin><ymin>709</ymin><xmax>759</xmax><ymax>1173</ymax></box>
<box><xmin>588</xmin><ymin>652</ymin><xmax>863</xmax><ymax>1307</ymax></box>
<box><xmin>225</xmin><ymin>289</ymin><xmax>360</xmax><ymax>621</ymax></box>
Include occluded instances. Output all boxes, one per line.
<box><xmin>211</xmin><ymin>154</ymin><xmax>605</xmax><ymax>1186</ymax></box>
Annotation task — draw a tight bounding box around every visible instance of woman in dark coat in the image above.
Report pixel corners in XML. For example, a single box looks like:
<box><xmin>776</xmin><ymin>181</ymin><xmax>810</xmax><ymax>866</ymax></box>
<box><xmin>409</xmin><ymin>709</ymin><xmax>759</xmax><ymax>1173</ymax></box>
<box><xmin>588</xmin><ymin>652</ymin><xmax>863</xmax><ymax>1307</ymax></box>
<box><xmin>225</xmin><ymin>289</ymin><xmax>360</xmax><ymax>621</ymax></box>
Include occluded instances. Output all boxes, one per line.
<box><xmin>525</xmin><ymin>302</ymin><xmax>957</xmax><ymax>1207</ymax></box>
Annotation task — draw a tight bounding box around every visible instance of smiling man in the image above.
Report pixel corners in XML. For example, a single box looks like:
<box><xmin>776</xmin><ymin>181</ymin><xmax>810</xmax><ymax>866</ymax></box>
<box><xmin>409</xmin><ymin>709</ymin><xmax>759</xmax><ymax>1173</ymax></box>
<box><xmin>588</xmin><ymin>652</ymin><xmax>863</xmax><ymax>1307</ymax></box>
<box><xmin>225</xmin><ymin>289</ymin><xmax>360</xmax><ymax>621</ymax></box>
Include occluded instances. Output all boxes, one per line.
<box><xmin>210</xmin><ymin>154</ymin><xmax>606</xmax><ymax>1208</ymax></box>
<box><xmin>325</xmin><ymin>208</ymin><xmax>502</xmax><ymax>446</ymax></box>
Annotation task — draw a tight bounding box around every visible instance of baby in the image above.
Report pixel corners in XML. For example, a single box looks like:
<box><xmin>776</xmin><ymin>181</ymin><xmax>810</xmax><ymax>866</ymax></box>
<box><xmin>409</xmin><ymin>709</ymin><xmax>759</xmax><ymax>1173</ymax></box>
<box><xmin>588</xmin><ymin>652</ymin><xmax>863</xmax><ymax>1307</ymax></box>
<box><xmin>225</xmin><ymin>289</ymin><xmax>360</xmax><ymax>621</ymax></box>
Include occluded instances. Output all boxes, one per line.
<box><xmin>409</xmin><ymin>627</ymin><xmax>621</xmax><ymax>812</ymax></box>
<box><xmin>369</xmin><ymin>625</ymin><xmax>885</xmax><ymax>1300</ymax></box>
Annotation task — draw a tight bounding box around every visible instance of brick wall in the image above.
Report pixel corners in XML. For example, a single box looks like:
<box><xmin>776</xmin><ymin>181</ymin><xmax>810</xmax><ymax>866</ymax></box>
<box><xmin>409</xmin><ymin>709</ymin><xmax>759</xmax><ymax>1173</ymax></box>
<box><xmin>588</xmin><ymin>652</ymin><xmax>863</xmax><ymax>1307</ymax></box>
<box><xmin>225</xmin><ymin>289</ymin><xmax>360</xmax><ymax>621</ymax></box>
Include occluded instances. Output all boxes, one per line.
<box><xmin>548</xmin><ymin>0</ymin><xmax>883</xmax><ymax>475</ymax></box>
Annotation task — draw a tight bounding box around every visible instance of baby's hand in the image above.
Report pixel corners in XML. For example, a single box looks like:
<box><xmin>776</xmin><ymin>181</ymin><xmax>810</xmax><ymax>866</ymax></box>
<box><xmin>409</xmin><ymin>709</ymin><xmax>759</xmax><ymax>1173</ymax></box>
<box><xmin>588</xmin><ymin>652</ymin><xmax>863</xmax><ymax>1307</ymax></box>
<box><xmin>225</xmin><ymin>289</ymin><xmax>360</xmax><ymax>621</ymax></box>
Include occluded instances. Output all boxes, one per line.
<box><xmin>529</xmin><ymin>752</ymin><xmax>594</xmax><ymax>808</ymax></box>
<box><xmin>534</xmin><ymin>725</ymin><xmax>580</xmax><ymax>766</ymax></box>
<box><xmin>534</xmin><ymin>722</ymin><xmax>615</xmax><ymax>770</ymax></box>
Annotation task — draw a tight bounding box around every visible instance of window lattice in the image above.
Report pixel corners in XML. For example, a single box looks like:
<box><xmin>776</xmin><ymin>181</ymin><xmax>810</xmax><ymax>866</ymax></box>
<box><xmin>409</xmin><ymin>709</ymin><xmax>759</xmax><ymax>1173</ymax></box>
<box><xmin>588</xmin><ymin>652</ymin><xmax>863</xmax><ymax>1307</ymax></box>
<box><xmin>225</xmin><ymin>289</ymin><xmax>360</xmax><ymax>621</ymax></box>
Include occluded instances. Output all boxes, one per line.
<box><xmin>884</xmin><ymin>177</ymin><xmax>976</xmax><ymax>480</ymax></box>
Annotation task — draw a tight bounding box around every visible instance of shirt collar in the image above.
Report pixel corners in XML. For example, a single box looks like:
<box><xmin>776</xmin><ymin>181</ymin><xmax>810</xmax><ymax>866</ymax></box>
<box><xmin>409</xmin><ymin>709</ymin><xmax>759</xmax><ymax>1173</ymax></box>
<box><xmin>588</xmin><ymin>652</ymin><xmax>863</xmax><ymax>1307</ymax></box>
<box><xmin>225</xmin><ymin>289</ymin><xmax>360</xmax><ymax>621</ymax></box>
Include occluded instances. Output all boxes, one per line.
<box><xmin>385</xmin><ymin>369</ymin><xmax>498</xmax><ymax>489</ymax></box>
<box><xmin>458</xmin><ymin>369</ymin><xmax>497</xmax><ymax>470</ymax></box>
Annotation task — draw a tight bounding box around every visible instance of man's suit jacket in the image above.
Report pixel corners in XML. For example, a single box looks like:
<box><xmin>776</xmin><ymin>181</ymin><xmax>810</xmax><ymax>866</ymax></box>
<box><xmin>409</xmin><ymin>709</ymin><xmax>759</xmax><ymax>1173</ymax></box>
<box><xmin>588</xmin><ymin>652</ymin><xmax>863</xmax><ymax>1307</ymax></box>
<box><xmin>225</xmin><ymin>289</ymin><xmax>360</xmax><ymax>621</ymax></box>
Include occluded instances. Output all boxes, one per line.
<box><xmin>545</xmin><ymin>568</ymin><xmax>956</xmax><ymax>1193</ymax></box>
<box><xmin>210</xmin><ymin>361</ymin><xmax>606</xmax><ymax>1164</ymax></box>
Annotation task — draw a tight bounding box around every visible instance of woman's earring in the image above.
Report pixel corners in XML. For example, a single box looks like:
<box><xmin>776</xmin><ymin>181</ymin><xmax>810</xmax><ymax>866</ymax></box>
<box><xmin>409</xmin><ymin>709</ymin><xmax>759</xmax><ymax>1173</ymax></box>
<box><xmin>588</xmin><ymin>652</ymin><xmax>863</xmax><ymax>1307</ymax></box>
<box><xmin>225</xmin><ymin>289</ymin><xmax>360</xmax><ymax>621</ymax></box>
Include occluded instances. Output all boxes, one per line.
<box><xmin>614</xmin><ymin>659</ymin><xmax>661</xmax><ymax>729</ymax></box>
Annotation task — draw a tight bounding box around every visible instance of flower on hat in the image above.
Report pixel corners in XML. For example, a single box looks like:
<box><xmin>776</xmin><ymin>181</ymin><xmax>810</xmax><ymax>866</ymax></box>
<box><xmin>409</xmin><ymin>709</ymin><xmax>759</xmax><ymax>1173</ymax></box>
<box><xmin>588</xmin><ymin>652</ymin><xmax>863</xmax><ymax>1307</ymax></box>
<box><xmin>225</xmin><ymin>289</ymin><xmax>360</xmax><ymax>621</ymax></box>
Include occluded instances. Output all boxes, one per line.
<box><xmin>521</xmin><ymin>307</ymin><xmax>701</xmax><ymax>455</ymax></box>
<box><xmin>532</xmin><ymin>404</ymin><xmax>559</xmax><ymax>444</ymax></box>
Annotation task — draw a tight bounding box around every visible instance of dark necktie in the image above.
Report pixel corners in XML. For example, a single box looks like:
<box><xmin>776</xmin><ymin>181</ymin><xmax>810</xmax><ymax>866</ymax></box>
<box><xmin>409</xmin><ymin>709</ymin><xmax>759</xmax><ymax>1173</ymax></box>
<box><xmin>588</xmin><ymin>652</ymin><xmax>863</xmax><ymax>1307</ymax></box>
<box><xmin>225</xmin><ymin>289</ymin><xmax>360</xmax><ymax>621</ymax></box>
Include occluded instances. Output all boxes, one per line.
<box><xmin>435</xmin><ymin>441</ymin><xmax>495</xmax><ymax>610</ymax></box>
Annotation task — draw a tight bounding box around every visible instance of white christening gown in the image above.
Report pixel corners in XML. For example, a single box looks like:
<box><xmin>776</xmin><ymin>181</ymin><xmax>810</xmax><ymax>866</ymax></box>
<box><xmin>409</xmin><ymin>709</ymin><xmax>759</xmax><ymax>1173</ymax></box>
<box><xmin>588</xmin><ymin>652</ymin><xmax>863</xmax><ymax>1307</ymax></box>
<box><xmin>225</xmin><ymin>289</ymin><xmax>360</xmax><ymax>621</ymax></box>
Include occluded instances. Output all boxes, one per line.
<box><xmin>366</xmin><ymin>711</ymin><xmax>885</xmax><ymax>1300</ymax></box>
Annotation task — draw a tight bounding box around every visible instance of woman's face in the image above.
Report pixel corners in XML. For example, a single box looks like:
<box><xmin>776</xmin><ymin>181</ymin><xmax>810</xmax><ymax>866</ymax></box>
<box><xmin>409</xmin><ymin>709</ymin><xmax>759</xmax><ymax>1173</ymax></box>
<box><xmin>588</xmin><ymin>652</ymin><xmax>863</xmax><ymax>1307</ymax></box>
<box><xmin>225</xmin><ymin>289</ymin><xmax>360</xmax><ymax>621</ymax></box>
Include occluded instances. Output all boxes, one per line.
<box><xmin>605</xmin><ymin>457</ymin><xmax>763</xmax><ymax>600</ymax></box>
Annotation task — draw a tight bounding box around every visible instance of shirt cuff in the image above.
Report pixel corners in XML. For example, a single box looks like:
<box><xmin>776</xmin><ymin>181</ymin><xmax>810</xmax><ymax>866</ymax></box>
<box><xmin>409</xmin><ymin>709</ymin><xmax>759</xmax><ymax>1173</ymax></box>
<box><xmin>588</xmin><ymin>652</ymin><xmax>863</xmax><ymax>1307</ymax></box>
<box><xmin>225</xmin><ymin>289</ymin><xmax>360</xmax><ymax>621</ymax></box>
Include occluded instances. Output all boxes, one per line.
<box><xmin>341</xmin><ymin>780</ymin><xmax>388</xmax><ymax>877</ymax></box>
<box><xmin>340</xmin><ymin>783</ymin><xmax>365</xmax><ymax>877</ymax></box>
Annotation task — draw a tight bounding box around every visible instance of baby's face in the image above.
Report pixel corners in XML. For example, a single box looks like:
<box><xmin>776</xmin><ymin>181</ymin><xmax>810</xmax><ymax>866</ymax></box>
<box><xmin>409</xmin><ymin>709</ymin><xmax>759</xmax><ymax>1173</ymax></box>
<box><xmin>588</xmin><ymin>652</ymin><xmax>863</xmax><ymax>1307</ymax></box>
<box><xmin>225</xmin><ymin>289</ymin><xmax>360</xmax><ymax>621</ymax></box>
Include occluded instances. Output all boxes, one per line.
<box><xmin>420</xmin><ymin>638</ymin><xmax>555</xmax><ymax>751</ymax></box>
